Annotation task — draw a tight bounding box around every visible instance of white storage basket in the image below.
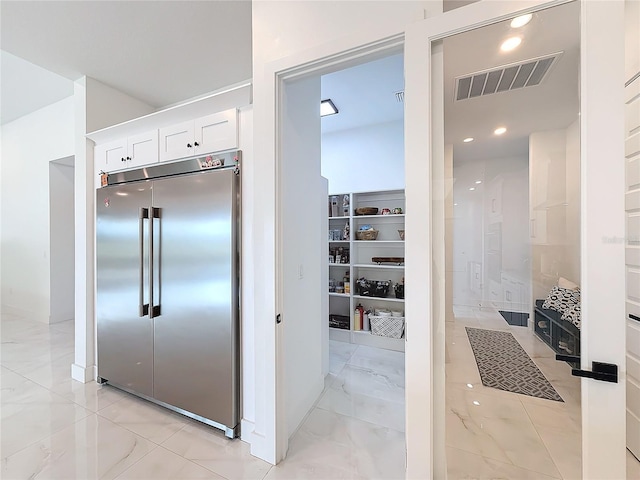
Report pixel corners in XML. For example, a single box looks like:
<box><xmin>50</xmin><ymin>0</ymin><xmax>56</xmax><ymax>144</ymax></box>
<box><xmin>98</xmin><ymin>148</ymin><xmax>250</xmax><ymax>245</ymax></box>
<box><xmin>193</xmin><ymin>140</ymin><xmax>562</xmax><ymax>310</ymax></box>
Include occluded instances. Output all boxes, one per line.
<box><xmin>369</xmin><ymin>315</ymin><xmax>404</xmax><ymax>339</ymax></box>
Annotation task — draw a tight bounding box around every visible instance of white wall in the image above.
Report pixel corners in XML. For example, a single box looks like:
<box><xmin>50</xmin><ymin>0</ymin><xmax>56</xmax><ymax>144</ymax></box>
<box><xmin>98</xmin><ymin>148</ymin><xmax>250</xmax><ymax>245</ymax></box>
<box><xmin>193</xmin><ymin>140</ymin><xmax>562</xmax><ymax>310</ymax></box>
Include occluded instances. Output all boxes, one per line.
<box><xmin>85</xmin><ymin>78</ymin><xmax>155</xmax><ymax>133</ymax></box>
<box><xmin>625</xmin><ymin>0</ymin><xmax>640</xmax><ymax>82</ymax></box>
<box><xmin>321</xmin><ymin>120</ymin><xmax>404</xmax><ymax>194</ymax></box>
<box><xmin>1</xmin><ymin>96</ymin><xmax>75</xmax><ymax>322</ymax></box>
<box><xmin>451</xmin><ymin>154</ymin><xmax>529</xmax><ymax>308</ymax></box>
<box><xmin>529</xmin><ymin>127</ymin><xmax>580</xmax><ymax>302</ymax></box>
<box><xmin>49</xmin><ymin>159</ymin><xmax>75</xmax><ymax>323</ymax></box>
<box><xmin>281</xmin><ymin>76</ymin><xmax>324</xmax><ymax>438</ymax></box>
<box><xmin>451</xmin><ymin>159</ymin><xmax>485</xmax><ymax>306</ymax></box>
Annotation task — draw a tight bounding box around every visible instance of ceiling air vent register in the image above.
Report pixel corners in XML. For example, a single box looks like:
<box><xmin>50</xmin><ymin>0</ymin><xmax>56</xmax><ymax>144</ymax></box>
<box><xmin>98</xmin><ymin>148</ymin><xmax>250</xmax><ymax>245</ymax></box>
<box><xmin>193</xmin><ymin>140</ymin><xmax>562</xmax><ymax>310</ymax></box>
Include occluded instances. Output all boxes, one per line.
<box><xmin>455</xmin><ymin>52</ymin><xmax>562</xmax><ymax>101</ymax></box>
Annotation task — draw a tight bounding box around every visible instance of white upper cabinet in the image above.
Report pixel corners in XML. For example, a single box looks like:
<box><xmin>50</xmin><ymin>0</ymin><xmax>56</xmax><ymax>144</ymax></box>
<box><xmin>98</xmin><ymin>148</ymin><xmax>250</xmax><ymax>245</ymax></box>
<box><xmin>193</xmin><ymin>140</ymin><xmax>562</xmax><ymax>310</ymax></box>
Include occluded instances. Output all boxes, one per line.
<box><xmin>127</xmin><ymin>130</ymin><xmax>159</xmax><ymax>169</ymax></box>
<box><xmin>160</xmin><ymin>109</ymin><xmax>238</xmax><ymax>162</ymax></box>
<box><xmin>94</xmin><ymin>130</ymin><xmax>158</xmax><ymax>174</ymax></box>
<box><xmin>195</xmin><ymin>110</ymin><xmax>238</xmax><ymax>155</ymax></box>
<box><xmin>159</xmin><ymin>120</ymin><xmax>195</xmax><ymax>162</ymax></box>
<box><xmin>95</xmin><ymin>138</ymin><xmax>127</xmax><ymax>173</ymax></box>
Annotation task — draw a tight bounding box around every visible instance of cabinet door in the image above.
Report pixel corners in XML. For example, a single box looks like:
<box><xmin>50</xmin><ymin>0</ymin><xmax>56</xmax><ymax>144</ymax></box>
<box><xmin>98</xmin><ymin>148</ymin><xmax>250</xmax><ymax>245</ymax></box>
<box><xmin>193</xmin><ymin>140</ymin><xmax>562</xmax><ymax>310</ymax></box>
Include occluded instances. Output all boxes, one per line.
<box><xmin>159</xmin><ymin>120</ymin><xmax>194</xmax><ymax>162</ymax></box>
<box><xmin>127</xmin><ymin>130</ymin><xmax>159</xmax><ymax>169</ymax></box>
<box><xmin>194</xmin><ymin>109</ymin><xmax>238</xmax><ymax>155</ymax></box>
<box><xmin>95</xmin><ymin>138</ymin><xmax>127</xmax><ymax>173</ymax></box>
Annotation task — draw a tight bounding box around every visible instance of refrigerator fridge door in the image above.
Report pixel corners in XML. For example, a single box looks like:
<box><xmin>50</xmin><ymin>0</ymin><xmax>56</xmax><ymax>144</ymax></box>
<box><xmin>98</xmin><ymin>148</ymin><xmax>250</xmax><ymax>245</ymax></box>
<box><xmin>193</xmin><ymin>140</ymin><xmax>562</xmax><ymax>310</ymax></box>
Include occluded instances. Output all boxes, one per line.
<box><xmin>96</xmin><ymin>182</ymin><xmax>154</xmax><ymax>396</ymax></box>
<box><xmin>151</xmin><ymin>168</ymin><xmax>239</xmax><ymax>429</ymax></box>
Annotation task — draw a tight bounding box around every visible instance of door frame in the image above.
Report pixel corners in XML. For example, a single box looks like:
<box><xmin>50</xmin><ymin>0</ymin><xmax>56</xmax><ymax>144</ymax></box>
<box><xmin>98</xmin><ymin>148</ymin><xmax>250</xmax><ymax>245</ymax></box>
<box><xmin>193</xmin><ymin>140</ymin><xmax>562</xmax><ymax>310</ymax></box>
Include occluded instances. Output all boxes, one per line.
<box><xmin>254</xmin><ymin>30</ymin><xmax>406</xmax><ymax>464</ymax></box>
<box><xmin>405</xmin><ymin>0</ymin><xmax>626</xmax><ymax>477</ymax></box>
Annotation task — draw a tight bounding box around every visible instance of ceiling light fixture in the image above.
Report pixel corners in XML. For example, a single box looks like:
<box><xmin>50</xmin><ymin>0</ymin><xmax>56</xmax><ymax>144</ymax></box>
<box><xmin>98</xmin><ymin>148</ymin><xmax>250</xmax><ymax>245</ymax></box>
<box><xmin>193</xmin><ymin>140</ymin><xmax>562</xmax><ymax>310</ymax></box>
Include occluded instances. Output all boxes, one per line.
<box><xmin>510</xmin><ymin>14</ymin><xmax>532</xmax><ymax>28</ymax></box>
<box><xmin>494</xmin><ymin>126</ymin><xmax>507</xmax><ymax>135</ymax></box>
<box><xmin>475</xmin><ymin>180</ymin><xmax>482</xmax><ymax>184</ymax></box>
<box><xmin>469</xmin><ymin>187</ymin><xmax>475</xmax><ymax>191</ymax></box>
<box><xmin>320</xmin><ymin>99</ymin><xmax>338</xmax><ymax>117</ymax></box>
<box><xmin>500</xmin><ymin>36</ymin><xmax>522</xmax><ymax>52</ymax></box>
<box><xmin>463</xmin><ymin>137</ymin><xmax>474</xmax><ymax>143</ymax></box>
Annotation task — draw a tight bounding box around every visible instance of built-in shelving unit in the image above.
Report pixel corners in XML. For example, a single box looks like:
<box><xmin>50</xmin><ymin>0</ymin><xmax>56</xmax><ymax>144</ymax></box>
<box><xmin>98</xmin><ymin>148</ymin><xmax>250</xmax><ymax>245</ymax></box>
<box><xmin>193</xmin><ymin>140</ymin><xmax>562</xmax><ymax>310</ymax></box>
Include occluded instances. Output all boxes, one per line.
<box><xmin>327</xmin><ymin>189</ymin><xmax>405</xmax><ymax>352</ymax></box>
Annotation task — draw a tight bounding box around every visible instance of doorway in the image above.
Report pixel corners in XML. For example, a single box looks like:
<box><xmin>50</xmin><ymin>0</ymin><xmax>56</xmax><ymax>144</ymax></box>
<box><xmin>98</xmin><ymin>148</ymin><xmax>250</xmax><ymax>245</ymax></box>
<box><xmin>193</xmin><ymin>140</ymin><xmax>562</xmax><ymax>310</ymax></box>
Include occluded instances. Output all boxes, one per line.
<box><xmin>49</xmin><ymin>156</ymin><xmax>75</xmax><ymax>324</ymax></box>
<box><xmin>275</xmin><ymin>51</ymin><xmax>408</xmax><ymax>476</ymax></box>
<box><xmin>444</xmin><ymin>4</ymin><xmax>583</xmax><ymax>477</ymax></box>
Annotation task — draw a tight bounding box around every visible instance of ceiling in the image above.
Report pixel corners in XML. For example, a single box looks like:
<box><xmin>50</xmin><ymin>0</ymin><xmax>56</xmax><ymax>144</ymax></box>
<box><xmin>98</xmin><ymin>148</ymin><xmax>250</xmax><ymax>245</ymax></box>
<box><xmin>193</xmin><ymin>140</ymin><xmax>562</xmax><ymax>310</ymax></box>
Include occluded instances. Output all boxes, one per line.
<box><xmin>321</xmin><ymin>54</ymin><xmax>404</xmax><ymax>134</ymax></box>
<box><xmin>1</xmin><ymin>0</ymin><xmax>252</xmax><ymax>124</ymax></box>
<box><xmin>444</xmin><ymin>1</ymin><xmax>579</xmax><ymax>161</ymax></box>
<box><xmin>321</xmin><ymin>1</ymin><xmax>579</xmax><ymax>162</ymax></box>
<box><xmin>2</xmin><ymin>0</ymin><xmax>579</xmax><ymax>156</ymax></box>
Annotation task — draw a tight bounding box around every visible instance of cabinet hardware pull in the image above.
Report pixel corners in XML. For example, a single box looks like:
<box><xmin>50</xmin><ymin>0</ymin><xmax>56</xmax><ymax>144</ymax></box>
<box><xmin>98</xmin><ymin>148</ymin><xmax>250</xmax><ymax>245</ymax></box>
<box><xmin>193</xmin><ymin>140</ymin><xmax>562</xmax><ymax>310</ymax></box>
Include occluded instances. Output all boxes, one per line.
<box><xmin>187</xmin><ymin>143</ymin><xmax>193</xmax><ymax>148</ymax></box>
<box><xmin>194</xmin><ymin>142</ymin><xmax>200</xmax><ymax>147</ymax></box>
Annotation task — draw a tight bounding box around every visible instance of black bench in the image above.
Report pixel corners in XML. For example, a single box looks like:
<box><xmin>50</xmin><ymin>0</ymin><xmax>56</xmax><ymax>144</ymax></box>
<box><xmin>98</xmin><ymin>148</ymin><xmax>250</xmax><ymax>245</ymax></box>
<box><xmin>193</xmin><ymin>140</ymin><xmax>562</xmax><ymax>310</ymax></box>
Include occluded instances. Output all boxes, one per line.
<box><xmin>534</xmin><ymin>299</ymin><xmax>580</xmax><ymax>362</ymax></box>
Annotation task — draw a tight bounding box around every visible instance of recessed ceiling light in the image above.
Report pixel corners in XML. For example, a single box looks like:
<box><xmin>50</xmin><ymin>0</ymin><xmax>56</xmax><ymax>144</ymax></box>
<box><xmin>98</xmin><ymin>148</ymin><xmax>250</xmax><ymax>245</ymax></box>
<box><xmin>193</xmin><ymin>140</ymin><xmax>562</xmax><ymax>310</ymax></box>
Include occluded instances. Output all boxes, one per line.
<box><xmin>469</xmin><ymin>187</ymin><xmax>475</xmax><ymax>191</ymax></box>
<box><xmin>454</xmin><ymin>203</ymin><xmax>458</xmax><ymax>206</ymax></box>
<box><xmin>510</xmin><ymin>14</ymin><xmax>532</xmax><ymax>28</ymax></box>
<box><xmin>475</xmin><ymin>180</ymin><xmax>482</xmax><ymax>184</ymax></box>
<box><xmin>463</xmin><ymin>137</ymin><xmax>474</xmax><ymax>143</ymax></box>
<box><xmin>472</xmin><ymin>400</ymin><xmax>481</xmax><ymax>406</ymax></box>
<box><xmin>320</xmin><ymin>99</ymin><xmax>338</xmax><ymax>116</ymax></box>
<box><xmin>466</xmin><ymin>383</ymin><xmax>474</xmax><ymax>389</ymax></box>
<box><xmin>500</xmin><ymin>36</ymin><xmax>522</xmax><ymax>52</ymax></box>
<box><xmin>494</xmin><ymin>127</ymin><xmax>507</xmax><ymax>135</ymax></box>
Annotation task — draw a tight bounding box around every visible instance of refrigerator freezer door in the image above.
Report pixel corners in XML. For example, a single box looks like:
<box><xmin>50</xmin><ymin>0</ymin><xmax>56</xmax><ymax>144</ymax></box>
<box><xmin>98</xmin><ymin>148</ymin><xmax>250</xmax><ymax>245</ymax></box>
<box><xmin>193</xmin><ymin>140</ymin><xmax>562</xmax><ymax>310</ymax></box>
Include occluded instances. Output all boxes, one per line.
<box><xmin>96</xmin><ymin>183</ymin><xmax>154</xmax><ymax>396</ymax></box>
<box><xmin>151</xmin><ymin>169</ymin><xmax>238</xmax><ymax>428</ymax></box>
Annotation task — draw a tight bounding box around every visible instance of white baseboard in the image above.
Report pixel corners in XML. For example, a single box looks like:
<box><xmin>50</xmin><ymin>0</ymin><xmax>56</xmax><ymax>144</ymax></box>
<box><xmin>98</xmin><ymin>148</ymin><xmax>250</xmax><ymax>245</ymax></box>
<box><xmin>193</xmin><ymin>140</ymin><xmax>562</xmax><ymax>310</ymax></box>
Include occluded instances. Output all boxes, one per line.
<box><xmin>71</xmin><ymin>363</ymin><xmax>97</xmax><ymax>383</ymax></box>
<box><xmin>240</xmin><ymin>418</ymin><xmax>255</xmax><ymax>443</ymax></box>
<box><xmin>249</xmin><ymin>429</ymin><xmax>276</xmax><ymax>465</ymax></box>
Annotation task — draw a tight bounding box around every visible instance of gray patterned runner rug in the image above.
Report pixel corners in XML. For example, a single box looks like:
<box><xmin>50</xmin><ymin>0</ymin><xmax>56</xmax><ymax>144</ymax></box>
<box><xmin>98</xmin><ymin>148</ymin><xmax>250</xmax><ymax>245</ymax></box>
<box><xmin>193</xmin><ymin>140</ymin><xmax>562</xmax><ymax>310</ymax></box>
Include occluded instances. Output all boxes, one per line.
<box><xmin>466</xmin><ymin>327</ymin><xmax>563</xmax><ymax>402</ymax></box>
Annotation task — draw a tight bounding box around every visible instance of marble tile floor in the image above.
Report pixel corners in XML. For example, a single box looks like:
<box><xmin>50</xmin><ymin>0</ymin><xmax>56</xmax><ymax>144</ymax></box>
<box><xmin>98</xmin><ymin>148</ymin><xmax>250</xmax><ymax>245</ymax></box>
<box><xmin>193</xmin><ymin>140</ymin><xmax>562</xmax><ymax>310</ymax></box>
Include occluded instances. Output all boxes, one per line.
<box><xmin>1</xmin><ymin>313</ymin><xmax>406</xmax><ymax>479</ymax></box>
<box><xmin>447</xmin><ymin>305</ymin><xmax>640</xmax><ymax>480</ymax></box>
<box><xmin>3</xmin><ymin>311</ymin><xmax>638</xmax><ymax>479</ymax></box>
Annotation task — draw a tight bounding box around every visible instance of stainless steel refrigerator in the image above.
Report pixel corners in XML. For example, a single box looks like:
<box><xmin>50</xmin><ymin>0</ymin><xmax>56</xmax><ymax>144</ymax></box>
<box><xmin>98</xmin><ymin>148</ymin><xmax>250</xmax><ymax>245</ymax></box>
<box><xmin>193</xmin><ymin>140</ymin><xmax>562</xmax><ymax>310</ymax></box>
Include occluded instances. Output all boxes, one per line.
<box><xmin>96</xmin><ymin>152</ymin><xmax>240</xmax><ymax>438</ymax></box>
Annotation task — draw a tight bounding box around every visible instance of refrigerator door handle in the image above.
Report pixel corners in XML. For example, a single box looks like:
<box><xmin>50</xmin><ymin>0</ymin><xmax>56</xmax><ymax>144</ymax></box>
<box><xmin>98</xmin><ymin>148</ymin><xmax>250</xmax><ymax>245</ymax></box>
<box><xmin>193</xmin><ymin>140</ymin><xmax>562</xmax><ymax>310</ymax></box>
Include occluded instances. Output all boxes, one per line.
<box><xmin>149</xmin><ymin>207</ymin><xmax>161</xmax><ymax>318</ymax></box>
<box><xmin>139</xmin><ymin>208</ymin><xmax>150</xmax><ymax>317</ymax></box>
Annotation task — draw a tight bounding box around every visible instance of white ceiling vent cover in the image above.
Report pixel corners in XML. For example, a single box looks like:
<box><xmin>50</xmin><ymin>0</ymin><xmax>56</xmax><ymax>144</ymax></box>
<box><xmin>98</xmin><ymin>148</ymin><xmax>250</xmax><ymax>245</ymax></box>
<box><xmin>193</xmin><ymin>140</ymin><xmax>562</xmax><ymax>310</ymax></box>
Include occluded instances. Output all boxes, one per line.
<box><xmin>455</xmin><ymin>52</ymin><xmax>562</xmax><ymax>101</ymax></box>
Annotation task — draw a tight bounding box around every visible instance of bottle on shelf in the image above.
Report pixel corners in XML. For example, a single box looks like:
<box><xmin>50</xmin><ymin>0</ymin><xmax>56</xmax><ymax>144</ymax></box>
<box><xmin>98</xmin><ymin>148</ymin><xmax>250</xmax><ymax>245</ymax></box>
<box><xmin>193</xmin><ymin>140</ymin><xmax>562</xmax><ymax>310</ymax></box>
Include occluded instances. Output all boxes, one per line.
<box><xmin>330</xmin><ymin>196</ymin><xmax>339</xmax><ymax>217</ymax></box>
<box><xmin>356</xmin><ymin>303</ymin><xmax>364</xmax><ymax>330</ymax></box>
<box><xmin>354</xmin><ymin>306</ymin><xmax>361</xmax><ymax>331</ymax></box>
<box><xmin>342</xmin><ymin>194</ymin><xmax>350</xmax><ymax>217</ymax></box>
<box><xmin>344</xmin><ymin>271</ymin><xmax>350</xmax><ymax>294</ymax></box>
<box><xmin>363</xmin><ymin>309</ymin><xmax>370</xmax><ymax>331</ymax></box>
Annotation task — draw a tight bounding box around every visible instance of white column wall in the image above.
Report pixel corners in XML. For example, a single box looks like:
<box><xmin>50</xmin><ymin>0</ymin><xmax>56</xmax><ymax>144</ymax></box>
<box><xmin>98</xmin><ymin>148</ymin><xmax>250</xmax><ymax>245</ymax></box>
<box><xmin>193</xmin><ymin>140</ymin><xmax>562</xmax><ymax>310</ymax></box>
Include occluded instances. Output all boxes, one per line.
<box><xmin>73</xmin><ymin>77</ymin><xmax>154</xmax><ymax>383</ymax></box>
<box><xmin>49</xmin><ymin>160</ymin><xmax>75</xmax><ymax>323</ymax></box>
<box><xmin>0</xmin><ymin>97</ymin><xmax>75</xmax><ymax>323</ymax></box>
